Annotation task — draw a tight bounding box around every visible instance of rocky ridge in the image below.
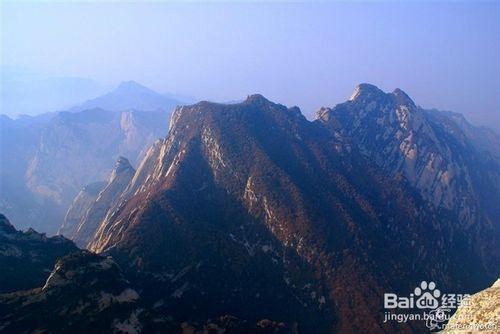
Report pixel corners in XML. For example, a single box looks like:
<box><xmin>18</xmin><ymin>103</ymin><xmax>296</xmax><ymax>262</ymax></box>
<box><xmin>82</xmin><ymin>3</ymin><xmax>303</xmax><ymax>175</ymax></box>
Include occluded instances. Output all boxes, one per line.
<box><xmin>317</xmin><ymin>83</ymin><xmax>500</xmax><ymax>272</ymax></box>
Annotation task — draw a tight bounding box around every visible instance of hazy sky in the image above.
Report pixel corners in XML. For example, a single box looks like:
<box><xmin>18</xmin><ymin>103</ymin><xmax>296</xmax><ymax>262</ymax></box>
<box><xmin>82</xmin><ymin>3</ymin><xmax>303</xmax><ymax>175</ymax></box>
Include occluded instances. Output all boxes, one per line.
<box><xmin>1</xmin><ymin>1</ymin><xmax>499</xmax><ymax>127</ymax></box>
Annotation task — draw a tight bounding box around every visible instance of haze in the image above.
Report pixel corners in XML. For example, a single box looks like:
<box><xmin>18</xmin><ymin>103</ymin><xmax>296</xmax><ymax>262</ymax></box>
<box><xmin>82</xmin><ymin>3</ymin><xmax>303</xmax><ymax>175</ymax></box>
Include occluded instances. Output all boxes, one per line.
<box><xmin>1</xmin><ymin>1</ymin><xmax>499</xmax><ymax>129</ymax></box>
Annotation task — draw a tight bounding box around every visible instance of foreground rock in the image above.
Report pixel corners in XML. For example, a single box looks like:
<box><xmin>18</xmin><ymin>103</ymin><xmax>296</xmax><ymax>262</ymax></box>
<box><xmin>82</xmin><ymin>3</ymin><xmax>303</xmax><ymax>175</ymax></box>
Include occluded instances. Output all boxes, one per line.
<box><xmin>0</xmin><ymin>251</ymin><xmax>149</xmax><ymax>334</ymax></box>
<box><xmin>440</xmin><ymin>279</ymin><xmax>499</xmax><ymax>333</ymax></box>
<box><xmin>0</xmin><ymin>251</ymin><xmax>294</xmax><ymax>334</ymax></box>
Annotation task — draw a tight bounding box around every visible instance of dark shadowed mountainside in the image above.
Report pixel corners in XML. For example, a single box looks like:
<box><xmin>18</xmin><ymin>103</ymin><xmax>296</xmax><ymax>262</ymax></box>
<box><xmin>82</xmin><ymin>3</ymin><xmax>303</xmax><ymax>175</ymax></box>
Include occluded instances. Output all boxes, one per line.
<box><xmin>0</xmin><ymin>214</ymin><xmax>78</xmax><ymax>293</ymax></box>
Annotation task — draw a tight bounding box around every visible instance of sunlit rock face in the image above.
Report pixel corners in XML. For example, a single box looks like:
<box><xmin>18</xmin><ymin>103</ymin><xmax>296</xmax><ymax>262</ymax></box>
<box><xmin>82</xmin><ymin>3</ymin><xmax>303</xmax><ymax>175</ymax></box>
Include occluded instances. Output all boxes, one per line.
<box><xmin>58</xmin><ymin>181</ymin><xmax>106</xmax><ymax>238</ymax></box>
<box><xmin>440</xmin><ymin>279</ymin><xmax>499</xmax><ymax>333</ymax></box>
<box><xmin>68</xmin><ymin>157</ymin><xmax>136</xmax><ymax>248</ymax></box>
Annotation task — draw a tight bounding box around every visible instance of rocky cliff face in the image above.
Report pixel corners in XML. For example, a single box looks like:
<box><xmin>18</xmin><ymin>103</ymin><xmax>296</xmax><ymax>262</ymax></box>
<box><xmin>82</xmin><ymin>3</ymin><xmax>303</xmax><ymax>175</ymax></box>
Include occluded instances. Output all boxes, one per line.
<box><xmin>0</xmin><ymin>214</ymin><xmax>78</xmax><ymax>293</ymax></box>
<box><xmin>69</xmin><ymin>157</ymin><xmax>135</xmax><ymax>248</ymax></box>
<box><xmin>58</xmin><ymin>181</ymin><xmax>106</xmax><ymax>237</ymax></box>
<box><xmin>80</xmin><ymin>93</ymin><xmax>496</xmax><ymax>332</ymax></box>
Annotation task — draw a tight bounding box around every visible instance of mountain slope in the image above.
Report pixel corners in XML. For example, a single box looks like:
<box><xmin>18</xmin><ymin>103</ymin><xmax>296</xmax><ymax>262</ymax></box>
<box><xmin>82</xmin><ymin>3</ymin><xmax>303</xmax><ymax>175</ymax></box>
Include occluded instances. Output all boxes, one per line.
<box><xmin>83</xmin><ymin>94</ymin><xmax>494</xmax><ymax>332</ymax></box>
<box><xmin>0</xmin><ymin>250</ymin><xmax>297</xmax><ymax>334</ymax></box>
<box><xmin>0</xmin><ymin>113</ymin><xmax>64</xmax><ymax>233</ymax></box>
<box><xmin>0</xmin><ymin>251</ymin><xmax>146</xmax><ymax>334</ymax></box>
<box><xmin>0</xmin><ymin>214</ymin><xmax>78</xmax><ymax>293</ymax></box>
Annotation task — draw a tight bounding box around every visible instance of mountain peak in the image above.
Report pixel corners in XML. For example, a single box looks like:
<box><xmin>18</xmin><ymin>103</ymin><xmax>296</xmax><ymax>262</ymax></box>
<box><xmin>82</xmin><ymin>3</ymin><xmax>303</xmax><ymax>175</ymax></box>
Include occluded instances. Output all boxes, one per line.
<box><xmin>245</xmin><ymin>94</ymin><xmax>271</xmax><ymax>105</ymax></box>
<box><xmin>70</xmin><ymin>80</ymin><xmax>180</xmax><ymax>112</ymax></box>
<box><xmin>114</xmin><ymin>156</ymin><xmax>134</xmax><ymax>174</ymax></box>
<box><xmin>0</xmin><ymin>214</ymin><xmax>16</xmax><ymax>235</ymax></box>
<box><xmin>391</xmin><ymin>88</ymin><xmax>415</xmax><ymax>107</ymax></box>
<box><xmin>349</xmin><ymin>83</ymin><xmax>385</xmax><ymax>101</ymax></box>
<box><xmin>115</xmin><ymin>80</ymin><xmax>154</xmax><ymax>94</ymax></box>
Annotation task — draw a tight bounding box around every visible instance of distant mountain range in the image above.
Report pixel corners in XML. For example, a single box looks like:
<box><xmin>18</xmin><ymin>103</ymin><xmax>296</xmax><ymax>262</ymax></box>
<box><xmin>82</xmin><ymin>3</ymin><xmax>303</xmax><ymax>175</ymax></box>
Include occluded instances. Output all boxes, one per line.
<box><xmin>0</xmin><ymin>84</ymin><xmax>498</xmax><ymax>333</ymax></box>
<box><xmin>0</xmin><ymin>66</ymin><xmax>109</xmax><ymax>117</ymax></box>
<box><xmin>70</xmin><ymin>80</ymin><xmax>181</xmax><ymax>113</ymax></box>
<box><xmin>0</xmin><ymin>67</ymin><xmax>185</xmax><ymax>118</ymax></box>
<box><xmin>0</xmin><ymin>81</ymin><xmax>184</xmax><ymax>233</ymax></box>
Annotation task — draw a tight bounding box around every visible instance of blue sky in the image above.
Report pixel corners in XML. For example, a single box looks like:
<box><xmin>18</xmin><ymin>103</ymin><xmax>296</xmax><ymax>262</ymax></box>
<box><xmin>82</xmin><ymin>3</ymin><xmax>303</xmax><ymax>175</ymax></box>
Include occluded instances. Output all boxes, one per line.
<box><xmin>1</xmin><ymin>1</ymin><xmax>499</xmax><ymax>127</ymax></box>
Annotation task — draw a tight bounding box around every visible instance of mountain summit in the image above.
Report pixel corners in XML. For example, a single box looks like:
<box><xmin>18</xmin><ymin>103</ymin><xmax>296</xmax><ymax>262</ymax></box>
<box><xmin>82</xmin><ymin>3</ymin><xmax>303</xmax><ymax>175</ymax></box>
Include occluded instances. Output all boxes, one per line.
<box><xmin>70</xmin><ymin>81</ymin><xmax>182</xmax><ymax>112</ymax></box>
<box><xmin>115</xmin><ymin>80</ymin><xmax>154</xmax><ymax>94</ymax></box>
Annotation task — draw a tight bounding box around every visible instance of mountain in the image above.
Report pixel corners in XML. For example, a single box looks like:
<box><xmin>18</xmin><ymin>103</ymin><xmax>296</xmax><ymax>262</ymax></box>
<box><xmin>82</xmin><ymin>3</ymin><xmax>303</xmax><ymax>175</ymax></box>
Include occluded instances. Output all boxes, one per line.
<box><xmin>3</xmin><ymin>86</ymin><xmax>498</xmax><ymax>333</ymax></box>
<box><xmin>20</xmin><ymin>108</ymin><xmax>169</xmax><ymax>233</ymax></box>
<box><xmin>70</xmin><ymin>92</ymin><xmax>495</xmax><ymax>332</ymax></box>
<box><xmin>317</xmin><ymin>83</ymin><xmax>500</xmax><ymax>272</ymax></box>
<box><xmin>0</xmin><ymin>211</ymin><xmax>295</xmax><ymax>333</ymax></box>
<box><xmin>0</xmin><ymin>214</ymin><xmax>78</xmax><ymax>293</ymax></box>
<box><xmin>69</xmin><ymin>157</ymin><xmax>135</xmax><ymax>247</ymax></box>
<box><xmin>70</xmin><ymin>81</ymin><xmax>180</xmax><ymax>113</ymax></box>
<box><xmin>424</xmin><ymin>108</ymin><xmax>500</xmax><ymax>159</ymax></box>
